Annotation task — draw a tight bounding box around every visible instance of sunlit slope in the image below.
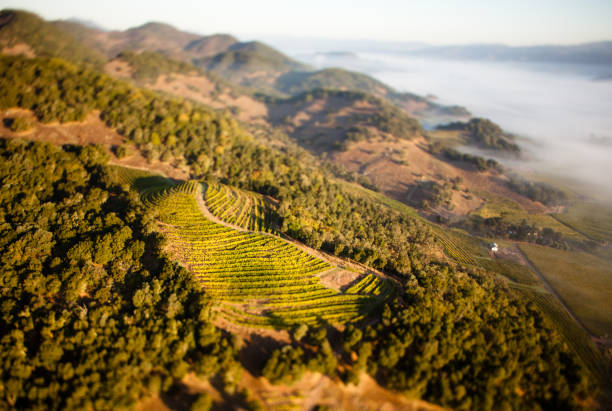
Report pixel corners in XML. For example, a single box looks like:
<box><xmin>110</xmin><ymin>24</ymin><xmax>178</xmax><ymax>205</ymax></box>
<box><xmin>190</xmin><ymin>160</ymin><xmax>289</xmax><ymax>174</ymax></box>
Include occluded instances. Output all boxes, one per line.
<box><xmin>205</xmin><ymin>182</ymin><xmax>278</xmax><ymax>233</ymax></box>
<box><xmin>142</xmin><ymin>179</ymin><xmax>384</xmax><ymax>328</ymax></box>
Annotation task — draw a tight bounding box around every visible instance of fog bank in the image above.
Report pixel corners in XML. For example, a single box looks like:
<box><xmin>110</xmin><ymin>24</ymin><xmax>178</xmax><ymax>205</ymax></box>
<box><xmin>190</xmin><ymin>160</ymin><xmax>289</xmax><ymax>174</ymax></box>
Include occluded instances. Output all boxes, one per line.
<box><xmin>283</xmin><ymin>49</ymin><xmax>612</xmax><ymax>200</ymax></box>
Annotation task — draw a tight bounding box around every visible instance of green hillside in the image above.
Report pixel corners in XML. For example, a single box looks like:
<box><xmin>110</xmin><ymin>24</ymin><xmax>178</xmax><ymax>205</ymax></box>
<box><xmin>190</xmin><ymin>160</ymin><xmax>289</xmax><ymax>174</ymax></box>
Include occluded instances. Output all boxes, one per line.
<box><xmin>438</xmin><ymin>117</ymin><xmax>520</xmax><ymax>152</ymax></box>
<box><xmin>0</xmin><ymin>140</ymin><xmax>240</xmax><ymax>410</ymax></box>
<box><xmin>184</xmin><ymin>33</ymin><xmax>238</xmax><ymax>57</ymax></box>
<box><xmin>116</xmin><ymin>50</ymin><xmax>199</xmax><ymax>81</ymax></box>
<box><xmin>196</xmin><ymin>41</ymin><xmax>311</xmax><ymax>93</ymax></box>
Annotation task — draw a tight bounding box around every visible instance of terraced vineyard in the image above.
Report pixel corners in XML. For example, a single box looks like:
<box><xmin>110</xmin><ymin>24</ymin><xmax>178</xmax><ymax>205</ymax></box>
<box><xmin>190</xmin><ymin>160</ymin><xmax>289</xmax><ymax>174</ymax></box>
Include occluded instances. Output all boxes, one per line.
<box><xmin>345</xmin><ymin>274</ymin><xmax>395</xmax><ymax>298</ymax></box>
<box><xmin>205</xmin><ymin>182</ymin><xmax>278</xmax><ymax>233</ymax></box>
<box><xmin>433</xmin><ymin>227</ymin><xmax>486</xmax><ymax>266</ymax></box>
<box><xmin>141</xmin><ymin>179</ymin><xmax>386</xmax><ymax>328</ymax></box>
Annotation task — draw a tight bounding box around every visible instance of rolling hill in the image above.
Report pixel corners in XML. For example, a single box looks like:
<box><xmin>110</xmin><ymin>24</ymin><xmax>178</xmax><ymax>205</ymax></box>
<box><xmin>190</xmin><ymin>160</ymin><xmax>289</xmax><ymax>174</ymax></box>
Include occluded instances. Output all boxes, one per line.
<box><xmin>0</xmin><ymin>9</ymin><xmax>105</xmax><ymax>66</ymax></box>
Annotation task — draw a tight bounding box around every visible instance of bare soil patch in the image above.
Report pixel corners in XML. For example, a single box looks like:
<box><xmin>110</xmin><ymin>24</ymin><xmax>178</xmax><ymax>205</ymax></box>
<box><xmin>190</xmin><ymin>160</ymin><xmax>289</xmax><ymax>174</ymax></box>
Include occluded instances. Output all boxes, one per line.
<box><xmin>239</xmin><ymin>370</ymin><xmax>443</xmax><ymax>411</ymax></box>
<box><xmin>143</xmin><ymin>74</ymin><xmax>268</xmax><ymax>122</ymax></box>
<box><xmin>332</xmin><ymin>137</ymin><xmax>547</xmax><ymax>220</ymax></box>
<box><xmin>0</xmin><ymin>108</ymin><xmax>190</xmax><ymax>180</ymax></box>
<box><xmin>0</xmin><ymin>109</ymin><xmax>123</xmax><ymax>147</ymax></box>
<box><xmin>318</xmin><ymin>268</ymin><xmax>361</xmax><ymax>291</ymax></box>
<box><xmin>104</xmin><ymin>59</ymin><xmax>133</xmax><ymax>79</ymax></box>
<box><xmin>1</xmin><ymin>42</ymin><xmax>35</xmax><ymax>57</ymax></box>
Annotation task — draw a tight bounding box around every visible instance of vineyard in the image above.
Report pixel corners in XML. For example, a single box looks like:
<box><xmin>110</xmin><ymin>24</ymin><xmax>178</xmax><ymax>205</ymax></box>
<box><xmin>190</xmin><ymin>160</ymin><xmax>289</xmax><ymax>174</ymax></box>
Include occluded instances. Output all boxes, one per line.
<box><xmin>345</xmin><ymin>274</ymin><xmax>395</xmax><ymax>298</ymax></box>
<box><xmin>205</xmin><ymin>182</ymin><xmax>278</xmax><ymax>233</ymax></box>
<box><xmin>489</xmin><ymin>252</ymin><xmax>608</xmax><ymax>382</ymax></box>
<box><xmin>139</xmin><ymin>178</ymin><xmax>388</xmax><ymax>328</ymax></box>
<box><xmin>432</xmin><ymin>227</ymin><xmax>488</xmax><ymax>267</ymax></box>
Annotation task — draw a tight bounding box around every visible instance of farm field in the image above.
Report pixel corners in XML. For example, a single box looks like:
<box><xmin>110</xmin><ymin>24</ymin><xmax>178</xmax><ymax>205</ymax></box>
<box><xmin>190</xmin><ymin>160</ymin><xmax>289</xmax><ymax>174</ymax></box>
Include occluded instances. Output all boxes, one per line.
<box><xmin>519</xmin><ymin>243</ymin><xmax>612</xmax><ymax>338</ymax></box>
<box><xmin>553</xmin><ymin>201</ymin><xmax>612</xmax><ymax>243</ymax></box>
<box><xmin>432</xmin><ymin>226</ymin><xmax>490</xmax><ymax>267</ymax></box>
<box><xmin>138</xmin><ymin>178</ymin><xmax>388</xmax><ymax>328</ymax></box>
<box><xmin>487</xmin><ymin>255</ymin><xmax>607</xmax><ymax>379</ymax></box>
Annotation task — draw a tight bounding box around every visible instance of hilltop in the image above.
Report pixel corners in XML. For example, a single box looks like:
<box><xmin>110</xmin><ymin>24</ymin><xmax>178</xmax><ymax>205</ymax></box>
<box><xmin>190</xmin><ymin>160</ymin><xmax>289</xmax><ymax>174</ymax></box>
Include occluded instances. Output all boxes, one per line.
<box><xmin>0</xmin><ymin>9</ymin><xmax>105</xmax><ymax>66</ymax></box>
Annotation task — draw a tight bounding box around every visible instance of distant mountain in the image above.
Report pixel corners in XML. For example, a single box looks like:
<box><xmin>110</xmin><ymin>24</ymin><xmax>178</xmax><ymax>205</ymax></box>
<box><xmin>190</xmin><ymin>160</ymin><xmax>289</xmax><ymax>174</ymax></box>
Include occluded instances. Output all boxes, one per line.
<box><xmin>408</xmin><ymin>42</ymin><xmax>612</xmax><ymax>65</ymax></box>
<box><xmin>185</xmin><ymin>34</ymin><xmax>238</xmax><ymax>57</ymax></box>
<box><xmin>65</xmin><ymin>17</ymin><xmax>105</xmax><ymax>30</ymax></box>
<box><xmin>194</xmin><ymin>41</ymin><xmax>311</xmax><ymax>94</ymax></box>
<box><xmin>0</xmin><ymin>8</ymin><xmax>468</xmax><ymax>119</ymax></box>
<box><xmin>273</xmin><ymin>67</ymin><xmax>467</xmax><ymax>116</ymax></box>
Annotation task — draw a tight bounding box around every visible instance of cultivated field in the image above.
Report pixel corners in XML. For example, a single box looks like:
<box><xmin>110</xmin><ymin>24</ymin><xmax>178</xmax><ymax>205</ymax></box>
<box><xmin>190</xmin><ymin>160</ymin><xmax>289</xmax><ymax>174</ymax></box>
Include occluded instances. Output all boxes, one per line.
<box><xmin>519</xmin><ymin>244</ymin><xmax>612</xmax><ymax>338</ymax></box>
<box><xmin>553</xmin><ymin>201</ymin><xmax>612</xmax><ymax>243</ymax></box>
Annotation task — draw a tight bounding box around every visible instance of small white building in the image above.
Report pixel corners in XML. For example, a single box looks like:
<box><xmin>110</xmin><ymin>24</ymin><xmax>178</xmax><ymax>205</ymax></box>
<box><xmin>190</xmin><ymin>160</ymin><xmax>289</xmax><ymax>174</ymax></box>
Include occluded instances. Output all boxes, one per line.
<box><xmin>488</xmin><ymin>242</ymin><xmax>499</xmax><ymax>252</ymax></box>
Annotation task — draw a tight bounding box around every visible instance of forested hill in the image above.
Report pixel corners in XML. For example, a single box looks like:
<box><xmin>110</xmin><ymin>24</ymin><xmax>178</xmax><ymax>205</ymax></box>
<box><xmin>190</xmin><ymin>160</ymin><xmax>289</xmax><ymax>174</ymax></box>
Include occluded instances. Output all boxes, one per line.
<box><xmin>0</xmin><ymin>53</ymin><xmax>600</xmax><ymax>409</ymax></box>
<box><xmin>0</xmin><ymin>9</ymin><xmax>105</xmax><ymax>67</ymax></box>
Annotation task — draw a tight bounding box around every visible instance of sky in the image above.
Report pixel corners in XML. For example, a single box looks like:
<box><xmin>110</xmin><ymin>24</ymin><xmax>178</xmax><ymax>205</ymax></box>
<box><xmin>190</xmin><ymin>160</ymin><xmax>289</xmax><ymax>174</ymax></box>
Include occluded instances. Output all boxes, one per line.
<box><xmin>1</xmin><ymin>0</ymin><xmax>611</xmax><ymax>45</ymax></box>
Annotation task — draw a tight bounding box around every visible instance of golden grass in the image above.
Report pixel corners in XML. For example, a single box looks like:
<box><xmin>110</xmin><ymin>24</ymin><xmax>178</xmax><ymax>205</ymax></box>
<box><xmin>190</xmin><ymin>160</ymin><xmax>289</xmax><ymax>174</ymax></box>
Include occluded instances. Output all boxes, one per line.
<box><xmin>519</xmin><ymin>243</ymin><xmax>612</xmax><ymax>337</ymax></box>
<box><xmin>553</xmin><ymin>201</ymin><xmax>612</xmax><ymax>243</ymax></box>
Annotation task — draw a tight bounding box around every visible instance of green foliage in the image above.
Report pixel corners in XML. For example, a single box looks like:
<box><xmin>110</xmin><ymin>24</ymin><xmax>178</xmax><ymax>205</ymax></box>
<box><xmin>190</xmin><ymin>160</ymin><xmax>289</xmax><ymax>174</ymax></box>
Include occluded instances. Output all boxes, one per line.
<box><xmin>195</xmin><ymin>41</ymin><xmax>309</xmax><ymax>93</ymax></box>
<box><xmin>190</xmin><ymin>392</ymin><xmax>213</xmax><ymax>411</ymax></box>
<box><xmin>430</xmin><ymin>142</ymin><xmax>502</xmax><ymax>171</ymax></box>
<box><xmin>3</xmin><ymin>115</ymin><xmax>32</xmax><ymax>132</ymax></box>
<box><xmin>0</xmin><ymin>9</ymin><xmax>105</xmax><ymax>67</ymax></box>
<box><xmin>507</xmin><ymin>175</ymin><xmax>569</xmax><ymax>206</ymax></box>
<box><xmin>0</xmin><ymin>139</ymin><xmax>238</xmax><ymax>409</ymax></box>
<box><xmin>205</xmin><ymin>182</ymin><xmax>279</xmax><ymax>233</ymax></box>
<box><xmin>0</xmin><ymin>55</ymin><xmax>600</xmax><ymax>408</ymax></box>
<box><xmin>275</xmin><ymin>67</ymin><xmax>398</xmax><ymax>97</ymax></box>
<box><xmin>438</xmin><ymin>118</ymin><xmax>520</xmax><ymax>152</ymax></box>
<box><xmin>113</xmin><ymin>144</ymin><xmax>129</xmax><ymax>159</ymax></box>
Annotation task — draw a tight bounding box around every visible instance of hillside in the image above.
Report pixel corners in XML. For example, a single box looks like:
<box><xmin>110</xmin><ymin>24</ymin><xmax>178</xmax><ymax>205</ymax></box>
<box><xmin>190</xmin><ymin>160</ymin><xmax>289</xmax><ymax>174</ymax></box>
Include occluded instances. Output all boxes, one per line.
<box><xmin>437</xmin><ymin>117</ymin><xmax>520</xmax><ymax>152</ymax></box>
<box><xmin>265</xmin><ymin>89</ymin><xmax>423</xmax><ymax>152</ymax></box>
<box><xmin>0</xmin><ymin>9</ymin><xmax>105</xmax><ymax>66</ymax></box>
<box><xmin>184</xmin><ymin>33</ymin><xmax>238</xmax><ymax>57</ymax></box>
<box><xmin>274</xmin><ymin>67</ymin><xmax>468</xmax><ymax>117</ymax></box>
<box><xmin>1</xmin><ymin>9</ymin><xmax>611</xmax><ymax>410</ymax></box>
<box><xmin>195</xmin><ymin>41</ymin><xmax>311</xmax><ymax>94</ymax></box>
<box><xmin>0</xmin><ymin>9</ymin><xmax>468</xmax><ymax>122</ymax></box>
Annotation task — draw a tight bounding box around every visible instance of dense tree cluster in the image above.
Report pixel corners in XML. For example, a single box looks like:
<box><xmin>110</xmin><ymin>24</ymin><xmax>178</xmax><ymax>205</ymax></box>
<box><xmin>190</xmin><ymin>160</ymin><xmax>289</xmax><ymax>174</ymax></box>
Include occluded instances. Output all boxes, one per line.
<box><xmin>0</xmin><ymin>139</ymin><xmax>239</xmax><ymax>409</ymax></box>
<box><xmin>3</xmin><ymin>115</ymin><xmax>33</xmax><ymax>132</ymax></box>
<box><xmin>430</xmin><ymin>142</ymin><xmax>503</xmax><ymax>172</ymax></box>
<box><xmin>465</xmin><ymin>216</ymin><xmax>572</xmax><ymax>249</ymax></box>
<box><xmin>263</xmin><ymin>263</ymin><xmax>595</xmax><ymax>410</ymax></box>
<box><xmin>0</xmin><ymin>10</ymin><xmax>105</xmax><ymax>67</ymax></box>
<box><xmin>117</xmin><ymin>51</ymin><xmax>199</xmax><ymax>82</ymax></box>
<box><xmin>507</xmin><ymin>175</ymin><xmax>569</xmax><ymax>206</ymax></box>
<box><xmin>438</xmin><ymin>118</ymin><xmax>520</xmax><ymax>152</ymax></box>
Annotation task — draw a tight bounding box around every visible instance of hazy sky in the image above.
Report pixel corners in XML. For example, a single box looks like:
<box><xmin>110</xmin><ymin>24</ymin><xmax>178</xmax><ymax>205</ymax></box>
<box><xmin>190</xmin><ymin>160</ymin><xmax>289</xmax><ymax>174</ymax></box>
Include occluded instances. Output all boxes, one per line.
<box><xmin>1</xmin><ymin>0</ymin><xmax>611</xmax><ymax>45</ymax></box>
